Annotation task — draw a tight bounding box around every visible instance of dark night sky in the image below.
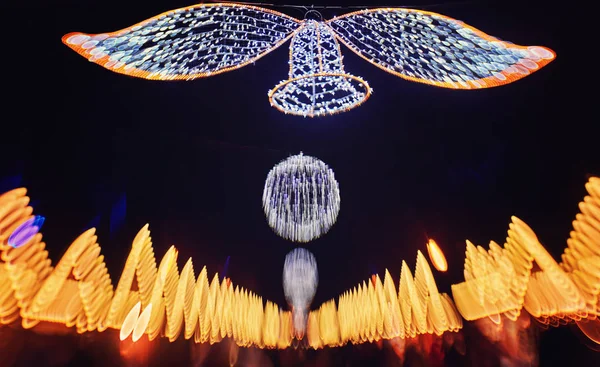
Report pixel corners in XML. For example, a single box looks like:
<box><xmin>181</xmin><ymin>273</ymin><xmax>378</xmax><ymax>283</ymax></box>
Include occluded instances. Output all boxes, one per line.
<box><xmin>2</xmin><ymin>0</ymin><xmax>598</xmax><ymax>365</ymax></box>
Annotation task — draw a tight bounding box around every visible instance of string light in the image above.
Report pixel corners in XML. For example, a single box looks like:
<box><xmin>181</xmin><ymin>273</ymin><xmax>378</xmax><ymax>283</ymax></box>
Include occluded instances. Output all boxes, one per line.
<box><xmin>282</xmin><ymin>248</ymin><xmax>318</xmax><ymax>339</ymax></box>
<box><xmin>2</xmin><ymin>177</ymin><xmax>600</xmax><ymax>348</ymax></box>
<box><xmin>262</xmin><ymin>152</ymin><xmax>340</xmax><ymax>242</ymax></box>
<box><xmin>323</xmin><ymin>253</ymin><xmax>462</xmax><ymax>348</ymax></box>
<box><xmin>328</xmin><ymin>8</ymin><xmax>555</xmax><ymax>89</ymax></box>
<box><xmin>426</xmin><ymin>238</ymin><xmax>448</xmax><ymax>272</ymax></box>
<box><xmin>62</xmin><ymin>3</ymin><xmax>301</xmax><ymax>80</ymax></box>
<box><xmin>0</xmin><ymin>190</ymin><xmax>290</xmax><ymax>348</ymax></box>
<box><xmin>451</xmin><ymin>217</ymin><xmax>587</xmax><ymax>324</ymax></box>
<box><xmin>268</xmin><ymin>20</ymin><xmax>371</xmax><ymax>117</ymax></box>
<box><xmin>451</xmin><ymin>177</ymin><xmax>600</xmax><ymax>336</ymax></box>
<box><xmin>62</xmin><ymin>3</ymin><xmax>555</xmax><ymax>116</ymax></box>
<box><xmin>7</xmin><ymin>215</ymin><xmax>45</xmax><ymax>249</ymax></box>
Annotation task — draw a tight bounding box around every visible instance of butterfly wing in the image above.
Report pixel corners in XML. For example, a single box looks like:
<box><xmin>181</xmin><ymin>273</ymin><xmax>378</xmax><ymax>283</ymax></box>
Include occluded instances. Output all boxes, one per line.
<box><xmin>63</xmin><ymin>4</ymin><xmax>302</xmax><ymax>80</ymax></box>
<box><xmin>327</xmin><ymin>9</ymin><xmax>555</xmax><ymax>89</ymax></box>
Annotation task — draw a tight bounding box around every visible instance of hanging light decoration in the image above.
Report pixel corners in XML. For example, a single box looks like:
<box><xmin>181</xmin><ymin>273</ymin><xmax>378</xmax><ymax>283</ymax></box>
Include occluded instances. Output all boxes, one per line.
<box><xmin>263</xmin><ymin>152</ymin><xmax>340</xmax><ymax>243</ymax></box>
<box><xmin>62</xmin><ymin>3</ymin><xmax>556</xmax><ymax>117</ymax></box>
<box><xmin>282</xmin><ymin>248</ymin><xmax>318</xmax><ymax>339</ymax></box>
<box><xmin>267</xmin><ymin>19</ymin><xmax>371</xmax><ymax>117</ymax></box>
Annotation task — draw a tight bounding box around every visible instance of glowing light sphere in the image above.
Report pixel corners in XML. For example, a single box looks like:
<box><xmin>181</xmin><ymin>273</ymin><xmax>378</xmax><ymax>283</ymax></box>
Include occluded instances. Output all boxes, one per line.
<box><xmin>268</xmin><ymin>20</ymin><xmax>371</xmax><ymax>117</ymax></box>
<box><xmin>8</xmin><ymin>215</ymin><xmax>45</xmax><ymax>248</ymax></box>
<box><xmin>282</xmin><ymin>248</ymin><xmax>318</xmax><ymax>339</ymax></box>
<box><xmin>263</xmin><ymin>153</ymin><xmax>340</xmax><ymax>242</ymax></box>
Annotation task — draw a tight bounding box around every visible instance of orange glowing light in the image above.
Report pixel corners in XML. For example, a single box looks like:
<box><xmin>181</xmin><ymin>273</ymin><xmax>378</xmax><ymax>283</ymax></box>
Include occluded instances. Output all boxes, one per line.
<box><xmin>426</xmin><ymin>239</ymin><xmax>448</xmax><ymax>272</ymax></box>
<box><xmin>132</xmin><ymin>303</ymin><xmax>152</xmax><ymax>342</ymax></box>
<box><xmin>450</xmin><ymin>177</ymin><xmax>600</xmax><ymax>346</ymax></box>
<box><xmin>577</xmin><ymin>318</ymin><xmax>600</xmax><ymax>345</ymax></box>
<box><xmin>321</xmin><ymin>254</ymin><xmax>463</xmax><ymax>349</ymax></box>
<box><xmin>0</xmin><ymin>188</ymin><xmax>289</xmax><ymax>349</ymax></box>
<box><xmin>2</xmin><ymin>176</ymin><xmax>600</xmax><ymax>349</ymax></box>
<box><xmin>120</xmin><ymin>301</ymin><xmax>141</xmax><ymax>341</ymax></box>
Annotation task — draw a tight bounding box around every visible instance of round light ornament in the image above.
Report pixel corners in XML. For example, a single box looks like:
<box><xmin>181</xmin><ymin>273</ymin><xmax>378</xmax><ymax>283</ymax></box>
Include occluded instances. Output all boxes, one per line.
<box><xmin>262</xmin><ymin>152</ymin><xmax>340</xmax><ymax>243</ymax></box>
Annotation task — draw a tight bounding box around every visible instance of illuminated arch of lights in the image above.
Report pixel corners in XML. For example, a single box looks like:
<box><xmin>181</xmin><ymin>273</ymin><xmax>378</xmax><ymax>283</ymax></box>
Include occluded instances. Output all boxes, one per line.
<box><xmin>62</xmin><ymin>3</ymin><xmax>555</xmax><ymax>117</ymax></box>
<box><xmin>307</xmin><ymin>254</ymin><xmax>463</xmax><ymax>349</ymax></box>
<box><xmin>1</xmin><ymin>177</ymin><xmax>599</xmax><ymax>348</ymax></box>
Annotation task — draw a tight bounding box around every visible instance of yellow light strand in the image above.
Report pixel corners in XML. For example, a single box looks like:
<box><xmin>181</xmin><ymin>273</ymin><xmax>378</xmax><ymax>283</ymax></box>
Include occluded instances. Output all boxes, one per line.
<box><xmin>2</xmin><ymin>177</ymin><xmax>600</xmax><ymax>348</ymax></box>
<box><xmin>450</xmin><ymin>177</ymin><xmax>600</xmax><ymax>342</ymax></box>
<box><xmin>0</xmin><ymin>189</ymin><xmax>289</xmax><ymax>348</ymax></box>
<box><xmin>320</xmin><ymin>252</ymin><xmax>462</xmax><ymax>349</ymax></box>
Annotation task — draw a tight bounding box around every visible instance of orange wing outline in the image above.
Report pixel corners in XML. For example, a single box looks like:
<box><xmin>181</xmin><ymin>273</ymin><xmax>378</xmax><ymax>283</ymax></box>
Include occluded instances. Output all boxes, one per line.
<box><xmin>62</xmin><ymin>3</ymin><xmax>303</xmax><ymax>81</ymax></box>
<box><xmin>327</xmin><ymin>8</ymin><xmax>556</xmax><ymax>89</ymax></box>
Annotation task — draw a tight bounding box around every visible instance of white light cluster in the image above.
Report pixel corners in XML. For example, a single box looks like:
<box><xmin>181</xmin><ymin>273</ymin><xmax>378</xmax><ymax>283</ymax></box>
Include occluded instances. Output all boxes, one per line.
<box><xmin>268</xmin><ymin>20</ymin><xmax>371</xmax><ymax>117</ymax></box>
<box><xmin>328</xmin><ymin>9</ymin><xmax>555</xmax><ymax>88</ymax></box>
<box><xmin>65</xmin><ymin>4</ymin><xmax>555</xmax><ymax>110</ymax></box>
<box><xmin>263</xmin><ymin>152</ymin><xmax>340</xmax><ymax>243</ymax></box>
<box><xmin>282</xmin><ymin>247</ymin><xmax>318</xmax><ymax>338</ymax></box>
<box><xmin>65</xmin><ymin>4</ymin><xmax>300</xmax><ymax>79</ymax></box>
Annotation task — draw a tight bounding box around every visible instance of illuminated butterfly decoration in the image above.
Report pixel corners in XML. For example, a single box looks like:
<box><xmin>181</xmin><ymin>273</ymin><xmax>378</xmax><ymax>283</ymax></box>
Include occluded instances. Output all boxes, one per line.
<box><xmin>63</xmin><ymin>3</ymin><xmax>555</xmax><ymax>117</ymax></box>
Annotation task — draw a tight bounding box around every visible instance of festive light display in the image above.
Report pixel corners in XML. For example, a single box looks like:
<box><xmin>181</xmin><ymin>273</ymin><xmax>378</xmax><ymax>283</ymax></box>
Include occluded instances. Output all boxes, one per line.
<box><xmin>8</xmin><ymin>215</ymin><xmax>45</xmax><ymax>249</ymax></box>
<box><xmin>427</xmin><ymin>238</ymin><xmax>448</xmax><ymax>272</ymax></box>
<box><xmin>63</xmin><ymin>4</ymin><xmax>301</xmax><ymax>80</ymax></box>
<box><xmin>0</xmin><ymin>188</ymin><xmax>292</xmax><ymax>348</ymax></box>
<box><xmin>328</xmin><ymin>9</ymin><xmax>555</xmax><ymax>89</ymax></box>
<box><xmin>262</xmin><ymin>153</ymin><xmax>340</xmax><ymax>242</ymax></box>
<box><xmin>1</xmin><ymin>177</ymin><xmax>600</xmax><ymax>349</ymax></box>
<box><xmin>62</xmin><ymin>3</ymin><xmax>555</xmax><ymax>117</ymax></box>
<box><xmin>268</xmin><ymin>20</ymin><xmax>371</xmax><ymax>117</ymax></box>
<box><xmin>307</xmin><ymin>253</ymin><xmax>463</xmax><ymax>349</ymax></box>
<box><xmin>282</xmin><ymin>248</ymin><xmax>318</xmax><ymax>339</ymax></box>
<box><xmin>451</xmin><ymin>178</ymin><xmax>600</xmax><ymax>343</ymax></box>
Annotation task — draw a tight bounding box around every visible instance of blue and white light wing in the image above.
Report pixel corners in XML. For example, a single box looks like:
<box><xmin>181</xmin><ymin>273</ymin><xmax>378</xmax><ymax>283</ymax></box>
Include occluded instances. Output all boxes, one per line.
<box><xmin>63</xmin><ymin>4</ymin><xmax>302</xmax><ymax>80</ymax></box>
<box><xmin>328</xmin><ymin>8</ymin><xmax>555</xmax><ymax>89</ymax></box>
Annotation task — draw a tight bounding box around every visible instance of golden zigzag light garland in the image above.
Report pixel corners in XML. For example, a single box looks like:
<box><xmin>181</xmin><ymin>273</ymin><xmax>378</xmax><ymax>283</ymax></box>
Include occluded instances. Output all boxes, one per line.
<box><xmin>307</xmin><ymin>254</ymin><xmax>463</xmax><ymax>349</ymax></box>
<box><xmin>1</xmin><ymin>178</ymin><xmax>600</xmax><ymax>348</ymax></box>
<box><xmin>0</xmin><ymin>189</ymin><xmax>291</xmax><ymax>349</ymax></box>
<box><xmin>451</xmin><ymin>178</ymin><xmax>600</xmax><ymax>342</ymax></box>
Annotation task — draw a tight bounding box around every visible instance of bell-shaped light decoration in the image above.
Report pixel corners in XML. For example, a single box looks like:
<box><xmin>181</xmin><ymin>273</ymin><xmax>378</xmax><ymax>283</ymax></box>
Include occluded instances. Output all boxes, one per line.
<box><xmin>268</xmin><ymin>20</ymin><xmax>372</xmax><ymax>117</ymax></box>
